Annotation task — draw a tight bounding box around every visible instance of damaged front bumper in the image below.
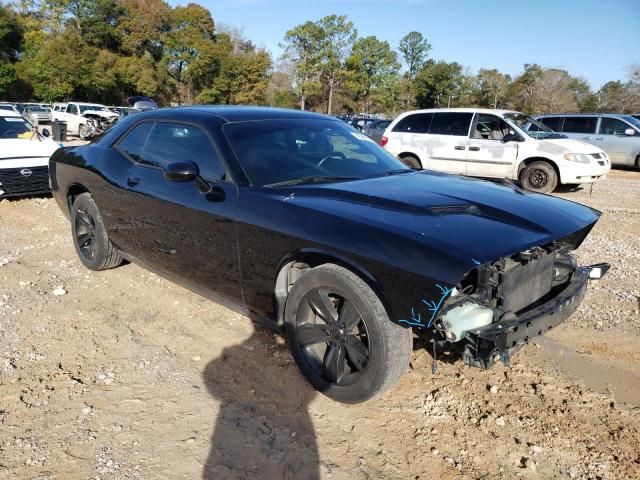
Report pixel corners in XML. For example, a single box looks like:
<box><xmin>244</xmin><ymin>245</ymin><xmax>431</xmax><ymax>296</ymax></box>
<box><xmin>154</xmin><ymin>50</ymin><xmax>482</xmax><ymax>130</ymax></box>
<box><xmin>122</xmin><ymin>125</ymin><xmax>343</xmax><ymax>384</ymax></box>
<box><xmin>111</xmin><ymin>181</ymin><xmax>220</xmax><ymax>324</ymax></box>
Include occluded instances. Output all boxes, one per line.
<box><xmin>461</xmin><ymin>264</ymin><xmax>606</xmax><ymax>368</ymax></box>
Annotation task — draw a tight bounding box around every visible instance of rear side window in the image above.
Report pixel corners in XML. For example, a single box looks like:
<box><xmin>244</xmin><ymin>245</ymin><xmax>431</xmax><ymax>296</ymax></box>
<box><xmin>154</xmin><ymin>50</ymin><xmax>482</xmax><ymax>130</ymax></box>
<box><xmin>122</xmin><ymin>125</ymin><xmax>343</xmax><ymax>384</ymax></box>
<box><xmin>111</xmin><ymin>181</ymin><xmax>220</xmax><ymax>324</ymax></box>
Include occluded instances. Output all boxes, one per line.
<box><xmin>392</xmin><ymin>113</ymin><xmax>433</xmax><ymax>133</ymax></box>
<box><xmin>561</xmin><ymin>117</ymin><xmax>597</xmax><ymax>134</ymax></box>
<box><xmin>117</xmin><ymin>122</ymin><xmax>153</xmax><ymax>162</ymax></box>
<box><xmin>429</xmin><ymin>112</ymin><xmax>473</xmax><ymax>136</ymax></box>
<box><xmin>599</xmin><ymin>117</ymin><xmax>630</xmax><ymax>135</ymax></box>
<box><xmin>538</xmin><ymin>117</ymin><xmax>563</xmax><ymax>131</ymax></box>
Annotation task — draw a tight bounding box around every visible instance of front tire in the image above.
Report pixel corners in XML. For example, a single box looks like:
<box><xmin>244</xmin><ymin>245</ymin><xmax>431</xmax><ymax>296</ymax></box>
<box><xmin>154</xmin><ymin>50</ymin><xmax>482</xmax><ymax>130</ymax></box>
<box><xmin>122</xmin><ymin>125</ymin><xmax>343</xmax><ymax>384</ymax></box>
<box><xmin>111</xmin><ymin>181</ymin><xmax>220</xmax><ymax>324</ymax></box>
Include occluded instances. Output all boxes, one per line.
<box><xmin>399</xmin><ymin>154</ymin><xmax>422</xmax><ymax>169</ymax></box>
<box><xmin>284</xmin><ymin>264</ymin><xmax>413</xmax><ymax>403</ymax></box>
<box><xmin>520</xmin><ymin>161</ymin><xmax>558</xmax><ymax>193</ymax></box>
<box><xmin>71</xmin><ymin>193</ymin><xmax>123</xmax><ymax>270</ymax></box>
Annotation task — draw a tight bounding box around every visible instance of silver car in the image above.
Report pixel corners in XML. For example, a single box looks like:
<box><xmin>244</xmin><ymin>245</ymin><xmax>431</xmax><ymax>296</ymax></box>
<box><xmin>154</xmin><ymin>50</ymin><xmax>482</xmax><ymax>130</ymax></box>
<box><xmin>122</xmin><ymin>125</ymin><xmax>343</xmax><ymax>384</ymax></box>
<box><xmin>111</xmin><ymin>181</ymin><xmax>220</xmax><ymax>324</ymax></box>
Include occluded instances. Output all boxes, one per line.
<box><xmin>535</xmin><ymin>114</ymin><xmax>640</xmax><ymax>168</ymax></box>
<box><xmin>24</xmin><ymin>105</ymin><xmax>51</xmax><ymax>125</ymax></box>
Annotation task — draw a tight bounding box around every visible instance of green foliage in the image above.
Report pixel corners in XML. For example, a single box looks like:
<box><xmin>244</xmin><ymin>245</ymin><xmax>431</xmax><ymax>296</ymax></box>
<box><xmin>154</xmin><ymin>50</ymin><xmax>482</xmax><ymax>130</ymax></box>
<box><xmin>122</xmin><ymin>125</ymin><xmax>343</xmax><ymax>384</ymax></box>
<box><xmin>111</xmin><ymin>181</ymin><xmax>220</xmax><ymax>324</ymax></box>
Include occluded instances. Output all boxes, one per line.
<box><xmin>347</xmin><ymin>36</ymin><xmax>400</xmax><ymax>113</ymax></box>
<box><xmin>398</xmin><ymin>31</ymin><xmax>430</xmax><ymax>78</ymax></box>
<box><xmin>413</xmin><ymin>60</ymin><xmax>465</xmax><ymax>108</ymax></box>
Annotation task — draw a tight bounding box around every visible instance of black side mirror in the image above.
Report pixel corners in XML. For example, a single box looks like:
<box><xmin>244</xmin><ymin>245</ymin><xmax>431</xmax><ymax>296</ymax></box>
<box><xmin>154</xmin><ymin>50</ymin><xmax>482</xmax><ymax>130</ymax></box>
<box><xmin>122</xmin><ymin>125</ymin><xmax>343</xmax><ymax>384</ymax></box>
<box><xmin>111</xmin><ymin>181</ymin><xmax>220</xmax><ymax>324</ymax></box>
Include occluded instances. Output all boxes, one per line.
<box><xmin>41</xmin><ymin>129</ymin><xmax>50</xmax><ymax>138</ymax></box>
<box><xmin>503</xmin><ymin>130</ymin><xmax>522</xmax><ymax>143</ymax></box>
<box><xmin>164</xmin><ymin>160</ymin><xmax>213</xmax><ymax>194</ymax></box>
<box><xmin>164</xmin><ymin>161</ymin><xmax>198</xmax><ymax>182</ymax></box>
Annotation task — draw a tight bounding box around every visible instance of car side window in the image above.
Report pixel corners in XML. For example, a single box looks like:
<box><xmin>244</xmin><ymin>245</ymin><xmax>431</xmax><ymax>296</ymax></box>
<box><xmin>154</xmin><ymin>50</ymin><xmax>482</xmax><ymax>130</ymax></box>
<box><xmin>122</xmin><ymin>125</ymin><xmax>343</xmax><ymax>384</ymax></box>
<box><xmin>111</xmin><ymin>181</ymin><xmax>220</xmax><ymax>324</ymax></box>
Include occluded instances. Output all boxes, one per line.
<box><xmin>67</xmin><ymin>104</ymin><xmax>78</xmax><ymax>115</ymax></box>
<box><xmin>429</xmin><ymin>112</ymin><xmax>473</xmax><ymax>136</ymax></box>
<box><xmin>392</xmin><ymin>113</ymin><xmax>433</xmax><ymax>133</ymax></box>
<box><xmin>472</xmin><ymin>114</ymin><xmax>510</xmax><ymax>140</ymax></box>
<box><xmin>117</xmin><ymin>122</ymin><xmax>154</xmax><ymax>162</ymax></box>
<box><xmin>561</xmin><ymin>117</ymin><xmax>597</xmax><ymax>134</ymax></box>
<box><xmin>538</xmin><ymin>117</ymin><xmax>563</xmax><ymax>131</ymax></box>
<box><xmin>140</xmin><ymin>122</ymin><xmax>226</xmax><ymax>180</ymax></box>
<box><xmin>599</xmin><ymin>118</ymin><xmax>630</xmax><ymax>135</ymax></box>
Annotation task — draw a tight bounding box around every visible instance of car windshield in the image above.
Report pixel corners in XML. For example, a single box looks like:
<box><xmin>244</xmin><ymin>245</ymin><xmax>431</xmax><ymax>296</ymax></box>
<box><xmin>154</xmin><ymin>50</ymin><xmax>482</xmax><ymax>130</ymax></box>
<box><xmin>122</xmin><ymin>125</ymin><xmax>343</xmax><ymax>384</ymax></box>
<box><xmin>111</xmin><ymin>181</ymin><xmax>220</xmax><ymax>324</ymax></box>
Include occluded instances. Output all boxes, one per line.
<box><xmin>0</xmin><ymin>105</ymin><xmax>15</xmax><ymax>111</ymax></box>
<box><xmin>79</xmin><ymin>105</ymin><xmax>109</xmax><ymax>113</ymax></box>
<box><xmin>29</xmin><ymin>106</ymin><xmax>48</xmax><ymax>112</ymax></box>
<box><xmin>223</xmin><ymin>119</ymin><xmax>410</xmax><ymax>187</ymax></box>
<box><xmin>0</xmin><ymin>116</ymin><xmax>33</xmax><ymax>139</ymax></box>
<box><xmin>621</xmin><ymin>115</ymin><xmax>640</xmax><ymax>130</ymax></box>
<box><xmin>503</xmin><ymin>112</ymin><xmax>567</xmax><ymax>139</ymax></box>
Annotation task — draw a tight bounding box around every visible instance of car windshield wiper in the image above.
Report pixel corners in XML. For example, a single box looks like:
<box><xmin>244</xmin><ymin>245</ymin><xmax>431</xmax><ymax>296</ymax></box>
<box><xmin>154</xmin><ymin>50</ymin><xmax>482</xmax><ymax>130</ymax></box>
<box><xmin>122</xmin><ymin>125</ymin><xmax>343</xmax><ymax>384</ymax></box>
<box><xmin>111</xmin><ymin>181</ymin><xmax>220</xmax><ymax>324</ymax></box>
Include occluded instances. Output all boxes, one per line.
<box><xmin>263</xmin><ymin>175</ymin><xmax>362</xmax><ymax>188</ymax></box>
<box><xmin>383</xmin><ymin>168</ymin><xmax>416</xmax><ymax>176</ymax></box>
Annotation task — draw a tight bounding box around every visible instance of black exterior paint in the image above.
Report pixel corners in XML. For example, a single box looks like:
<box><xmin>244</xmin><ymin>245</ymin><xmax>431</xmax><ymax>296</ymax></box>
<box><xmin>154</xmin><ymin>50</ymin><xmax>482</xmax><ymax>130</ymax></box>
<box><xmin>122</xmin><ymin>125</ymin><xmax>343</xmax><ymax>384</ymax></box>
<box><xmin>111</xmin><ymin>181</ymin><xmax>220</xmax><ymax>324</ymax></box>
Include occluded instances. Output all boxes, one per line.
<box><xmin>49</xmin><ymin>107</ymin><xmax>601</xmax><ymax>330</ymax></box>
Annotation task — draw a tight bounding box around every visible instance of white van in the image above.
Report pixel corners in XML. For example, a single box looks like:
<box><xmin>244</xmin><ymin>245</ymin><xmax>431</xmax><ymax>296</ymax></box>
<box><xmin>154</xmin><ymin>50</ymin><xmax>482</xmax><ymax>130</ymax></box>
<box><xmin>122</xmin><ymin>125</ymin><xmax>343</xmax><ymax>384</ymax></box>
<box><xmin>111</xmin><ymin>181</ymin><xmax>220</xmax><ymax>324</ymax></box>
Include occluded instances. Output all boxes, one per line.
<box><xmin>382</xmin><ymin>108</ymin><xmax>610</xmax><ymax>193</ymax></box>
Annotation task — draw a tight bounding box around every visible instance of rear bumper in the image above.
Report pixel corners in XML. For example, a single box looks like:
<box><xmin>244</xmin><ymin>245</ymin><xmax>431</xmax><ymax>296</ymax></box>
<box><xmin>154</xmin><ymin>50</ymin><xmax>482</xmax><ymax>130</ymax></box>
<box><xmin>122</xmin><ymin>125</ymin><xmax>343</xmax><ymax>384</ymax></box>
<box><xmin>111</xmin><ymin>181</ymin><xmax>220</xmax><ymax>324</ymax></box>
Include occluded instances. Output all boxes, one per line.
<box><xmin>464</xmin><ymin>266</ymin><xmax>589</xmax><ymax>367</ymax></box>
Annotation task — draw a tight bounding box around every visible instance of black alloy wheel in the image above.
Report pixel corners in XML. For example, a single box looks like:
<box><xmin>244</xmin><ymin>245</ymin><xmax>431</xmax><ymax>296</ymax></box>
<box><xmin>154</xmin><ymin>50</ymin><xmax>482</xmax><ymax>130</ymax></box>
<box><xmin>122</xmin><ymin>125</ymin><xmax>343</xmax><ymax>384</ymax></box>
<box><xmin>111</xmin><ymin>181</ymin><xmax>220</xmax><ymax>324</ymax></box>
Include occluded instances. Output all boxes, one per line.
<box><xmin>528</xmin><ymin>167</ymin><xmax>548</xmax><ymax>189</ymax></box>
<box><xmin>520</xmin><ymin>161</ymin><xmax>558</xmax><ymax>193</ymax></box>
<box><xmin>295</xmin><ymin>287</ymin><xmax>370</xmax><ymax>386</ymax></box>
<box><xmin>74</xmin><ymin>208</ymin><xmax>98</xmax><ymax>261</ymax></box>
<box><xmin>284</xmin><ymin>264</ymin><xmax>413</xmax><ymax>403</ymax></box>
<box><xmin>71</xmin><ymin>193</ymin><xmax>123</xmax><ymax>271</ymax></box>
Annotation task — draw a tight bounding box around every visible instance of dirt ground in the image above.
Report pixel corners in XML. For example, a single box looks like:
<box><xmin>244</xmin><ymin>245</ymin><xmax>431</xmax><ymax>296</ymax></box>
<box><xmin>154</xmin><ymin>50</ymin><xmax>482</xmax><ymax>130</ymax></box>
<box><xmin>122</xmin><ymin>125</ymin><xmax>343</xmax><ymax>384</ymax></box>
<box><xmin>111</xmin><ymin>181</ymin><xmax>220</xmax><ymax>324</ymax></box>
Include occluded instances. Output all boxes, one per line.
<box><xmin>1</xmin><ymin>169</ymin><xmax>639</xmax><ymax>480</ymax></box>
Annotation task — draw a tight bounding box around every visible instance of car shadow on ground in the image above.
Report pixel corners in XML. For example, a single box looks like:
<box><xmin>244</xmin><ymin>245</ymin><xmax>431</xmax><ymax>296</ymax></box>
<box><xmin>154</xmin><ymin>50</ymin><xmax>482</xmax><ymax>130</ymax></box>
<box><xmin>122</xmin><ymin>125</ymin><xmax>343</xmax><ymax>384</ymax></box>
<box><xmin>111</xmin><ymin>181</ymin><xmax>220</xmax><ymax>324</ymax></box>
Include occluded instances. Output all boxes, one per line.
<box><xmin>202</xmin><ymin>325</ymin><xmax>320</xmax><ymax>480</ymax></box>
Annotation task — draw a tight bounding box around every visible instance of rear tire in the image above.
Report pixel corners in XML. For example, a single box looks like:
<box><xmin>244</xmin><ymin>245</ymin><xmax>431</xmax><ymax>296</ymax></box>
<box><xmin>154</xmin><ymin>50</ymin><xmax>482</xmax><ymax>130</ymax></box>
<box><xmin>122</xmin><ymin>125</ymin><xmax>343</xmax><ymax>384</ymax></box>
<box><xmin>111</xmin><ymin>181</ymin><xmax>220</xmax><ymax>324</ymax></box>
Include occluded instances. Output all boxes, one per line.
<box><xmin>399</xmin><ymin>154</ymin><xmax>422</xmax><ymax>169</ymax></box>
<box><xmin>284</xmin><ymin>264</ymin><xmax>413</xmax><ymax>403</ymax></box>
<box><xmin>520</xmin><ymin>161</ymin><xmax>558</xmax><ymax>193</ymax></box>
<box><xmin>71</xmin><ymin>193</ymin><xmax>123</xmax><ymax>271</ymax></box>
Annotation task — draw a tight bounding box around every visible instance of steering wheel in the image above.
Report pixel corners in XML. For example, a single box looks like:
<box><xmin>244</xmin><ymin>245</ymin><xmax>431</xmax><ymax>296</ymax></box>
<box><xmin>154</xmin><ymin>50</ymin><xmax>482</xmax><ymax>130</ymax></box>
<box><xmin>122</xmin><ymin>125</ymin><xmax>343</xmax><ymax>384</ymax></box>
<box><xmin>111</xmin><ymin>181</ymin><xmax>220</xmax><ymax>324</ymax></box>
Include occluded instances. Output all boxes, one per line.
<box><xmin>317</xmin><ymin>152</ymin><xmax>346</xmax><ymax>168</ymax></box>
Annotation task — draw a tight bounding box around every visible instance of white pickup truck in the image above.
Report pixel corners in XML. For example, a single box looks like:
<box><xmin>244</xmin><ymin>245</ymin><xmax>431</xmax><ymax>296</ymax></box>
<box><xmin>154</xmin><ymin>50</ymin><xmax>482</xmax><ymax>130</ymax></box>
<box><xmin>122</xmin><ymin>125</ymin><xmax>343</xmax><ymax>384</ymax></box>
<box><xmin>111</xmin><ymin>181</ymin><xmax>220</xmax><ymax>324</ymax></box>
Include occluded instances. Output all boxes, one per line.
<box><xmin>51</xmin><ymin>102</ymin><xmax>118</xmax><ymax>138</ymax></box>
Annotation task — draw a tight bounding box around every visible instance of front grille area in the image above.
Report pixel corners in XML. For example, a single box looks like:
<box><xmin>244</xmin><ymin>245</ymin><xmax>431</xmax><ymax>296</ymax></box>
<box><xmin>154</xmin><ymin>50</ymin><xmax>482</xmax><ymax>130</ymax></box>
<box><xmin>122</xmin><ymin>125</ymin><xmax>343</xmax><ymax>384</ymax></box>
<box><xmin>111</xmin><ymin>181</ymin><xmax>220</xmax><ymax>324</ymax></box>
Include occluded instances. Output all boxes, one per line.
<box><xmin>0</xmin><ymin>166</ymin><xmax>50</xmax><ymax>197</ymax></box>
<box><xmin>499</xmin><ymin>252</ymin><xmax>554</xmax><ymax>313</ymax></box>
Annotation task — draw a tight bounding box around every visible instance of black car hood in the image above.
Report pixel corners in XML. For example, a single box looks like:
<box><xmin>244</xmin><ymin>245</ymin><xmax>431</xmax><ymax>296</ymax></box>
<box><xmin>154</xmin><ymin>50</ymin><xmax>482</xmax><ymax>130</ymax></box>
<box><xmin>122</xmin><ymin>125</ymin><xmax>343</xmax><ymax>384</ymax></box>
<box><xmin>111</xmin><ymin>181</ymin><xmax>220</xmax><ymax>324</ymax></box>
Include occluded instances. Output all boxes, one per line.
<box><xmin>277</xmin><ymin>171</ymin><xmax>599</xmax><ymax>273</ymax></box>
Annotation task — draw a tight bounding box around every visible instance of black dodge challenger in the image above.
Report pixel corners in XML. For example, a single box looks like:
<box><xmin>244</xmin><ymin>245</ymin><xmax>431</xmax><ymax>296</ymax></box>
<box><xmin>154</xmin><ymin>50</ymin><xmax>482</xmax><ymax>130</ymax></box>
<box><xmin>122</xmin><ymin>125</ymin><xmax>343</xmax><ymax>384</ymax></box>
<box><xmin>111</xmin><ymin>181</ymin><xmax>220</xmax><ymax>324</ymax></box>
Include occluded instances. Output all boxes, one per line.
<box><xmin>50</xmin><ymin>107</ymin><xmax>608</xmax><ymax>403</ymax></box>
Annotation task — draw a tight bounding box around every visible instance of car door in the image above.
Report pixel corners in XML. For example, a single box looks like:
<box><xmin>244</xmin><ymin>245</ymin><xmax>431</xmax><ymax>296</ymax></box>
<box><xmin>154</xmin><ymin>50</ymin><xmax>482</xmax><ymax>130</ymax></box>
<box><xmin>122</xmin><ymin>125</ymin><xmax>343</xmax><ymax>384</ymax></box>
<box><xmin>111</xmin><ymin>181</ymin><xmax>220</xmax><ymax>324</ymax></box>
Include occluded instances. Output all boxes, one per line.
<box><xmin>597</xmin><ymin>117</ymin><xmax>638</xmax><ymax>166</ymax></box>
<box><xmin>65</xmin><ymin>104</ymin><xmax>81</xmax><ymax>132</ymax></box>
<box><xmin>423</xmin><ymin>112</ymin><xmax>472</xmax><ymax>174</ymax></box>
<box><xmin>466</xmin><ymin>113</ymin><xmax>518</xmax><ymax>178</ymax></box>
<box><xmin>111</xmin><ymin>120</ymin><xmax>242</xmax><ymax>302</ymax></box>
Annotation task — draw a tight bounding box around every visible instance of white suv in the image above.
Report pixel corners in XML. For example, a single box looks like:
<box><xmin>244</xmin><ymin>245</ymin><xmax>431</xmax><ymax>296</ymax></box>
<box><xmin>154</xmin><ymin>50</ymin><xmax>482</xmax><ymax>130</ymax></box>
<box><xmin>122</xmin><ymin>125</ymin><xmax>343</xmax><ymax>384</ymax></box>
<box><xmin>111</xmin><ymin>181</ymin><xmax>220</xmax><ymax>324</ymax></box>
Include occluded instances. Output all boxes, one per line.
<box><xmin>381</xmin><ymin>108</ymin><xmax>610</xmax><ymax>193</ymax></box>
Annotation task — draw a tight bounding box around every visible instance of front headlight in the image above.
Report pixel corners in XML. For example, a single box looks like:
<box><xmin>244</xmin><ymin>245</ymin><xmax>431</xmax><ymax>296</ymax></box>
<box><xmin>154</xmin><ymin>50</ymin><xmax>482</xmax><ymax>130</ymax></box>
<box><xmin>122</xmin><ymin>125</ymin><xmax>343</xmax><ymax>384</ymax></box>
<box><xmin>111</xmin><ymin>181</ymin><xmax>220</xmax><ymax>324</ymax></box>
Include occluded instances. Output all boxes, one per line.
<box><xmin>563</xmin><ymin>153</ymin><xmax>591</xmax><ymax>163</ymax></box>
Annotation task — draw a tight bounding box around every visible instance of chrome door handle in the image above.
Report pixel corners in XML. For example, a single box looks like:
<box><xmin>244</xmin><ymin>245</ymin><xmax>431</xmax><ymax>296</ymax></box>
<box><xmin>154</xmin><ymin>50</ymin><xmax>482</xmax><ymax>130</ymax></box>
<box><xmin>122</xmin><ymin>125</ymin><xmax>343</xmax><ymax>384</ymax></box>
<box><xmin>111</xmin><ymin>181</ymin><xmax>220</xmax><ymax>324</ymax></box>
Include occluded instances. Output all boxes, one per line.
<box><xmin>454</xmin><ymin>146</ymin><xmax>466</xmax><ymax>150</ymax></box>
<box><xmin>468</xmin><ymin>146</ymin><xmax>480</xmax><ymax>151</ymax></box>
<box><xmin>595</xmin><ymin>137</ymin><xmax>603</xmax><ymax>141</ymax></box>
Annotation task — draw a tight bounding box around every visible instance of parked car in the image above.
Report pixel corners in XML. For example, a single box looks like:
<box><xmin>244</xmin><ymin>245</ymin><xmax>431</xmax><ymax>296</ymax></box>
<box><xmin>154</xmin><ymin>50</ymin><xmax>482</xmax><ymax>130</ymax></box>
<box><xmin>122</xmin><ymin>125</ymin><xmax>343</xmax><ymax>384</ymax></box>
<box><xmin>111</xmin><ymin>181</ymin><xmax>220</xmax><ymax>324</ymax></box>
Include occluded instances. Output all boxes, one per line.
<box><xmin>127</xmin><ymin>96</ymin><xmax>158</xmax><ymax>110</ymax></box>
<box><xmin>534</xmin><ymin>114</ymin><xmax>640</xmax><ymax>168</ymax></box>
<box><xmin>0</xmin><ymin>103</ymin><xmax>20</xmax><ymax>114</ymax></box>
<box><xmin>109</xmin><ymin>106</ymin><xmax>142</xmax><ymax>117</ymax></box>
<box><xmin>362</xmin><ymin>119</ymin><xmax>391</xmax><ymax>143</ymax></box>
<box><xmin>49</xmin><ymin>106</ymin><xmax>608</xmax><ymax>403</ymax></box>
<box><xmin>631</xmin><ymin>114</ymin><xmax>640</xmax><ymax>122</ymax></box>
<box><xmin>0</xmin><ymin>110</ymin><xmax>60</xmax><ymax>197</ymax></box>
<box><xmin>51</xmin><ymin>102</ymin><xmax>119</xmax><ymax>138</ymax></box>
<box><xmin>24</xmin><ymin>105</ymin><xmax>51</xmax><ymax>125</ymax></box>
<box><xmin>382</xmin><ymin>108</ymin><xmax>610</xmax><ymax>193</ymax></box>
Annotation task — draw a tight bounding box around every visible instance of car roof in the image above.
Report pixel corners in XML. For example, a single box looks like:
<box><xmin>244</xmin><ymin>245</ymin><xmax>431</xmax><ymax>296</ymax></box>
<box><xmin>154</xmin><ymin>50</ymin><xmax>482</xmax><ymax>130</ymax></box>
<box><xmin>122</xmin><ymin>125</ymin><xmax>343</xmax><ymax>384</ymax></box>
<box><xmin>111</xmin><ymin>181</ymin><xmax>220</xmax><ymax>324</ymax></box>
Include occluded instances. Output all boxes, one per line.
<box><xmin>536</xmin><ymin>113</ymin><xmax>633</xmax><ymax>118</ymax></box>
<box><xmin>173</xmin><ymin>105</ymin><xmax>334</xmax><ymax>123</ymax></box>
<box><xmin>397</xmin><ymin>107</ymin><xmax>520</xmax><ymax>117</ymax></box>
<box><xmin>0</xmin><ymin>110</ymin><xmax>23</xmax><ymax>117</ymax></box>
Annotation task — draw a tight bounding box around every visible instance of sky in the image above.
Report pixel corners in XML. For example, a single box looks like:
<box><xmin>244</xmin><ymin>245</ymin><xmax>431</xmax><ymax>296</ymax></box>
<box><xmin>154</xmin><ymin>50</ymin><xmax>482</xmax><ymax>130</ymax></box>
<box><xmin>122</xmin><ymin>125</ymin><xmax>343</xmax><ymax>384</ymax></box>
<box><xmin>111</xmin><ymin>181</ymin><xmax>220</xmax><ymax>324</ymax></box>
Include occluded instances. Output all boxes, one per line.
<box><xmin>168</xmin><ymin>0</ymin><xmax>640</xmax><ymax>89</ymax></box>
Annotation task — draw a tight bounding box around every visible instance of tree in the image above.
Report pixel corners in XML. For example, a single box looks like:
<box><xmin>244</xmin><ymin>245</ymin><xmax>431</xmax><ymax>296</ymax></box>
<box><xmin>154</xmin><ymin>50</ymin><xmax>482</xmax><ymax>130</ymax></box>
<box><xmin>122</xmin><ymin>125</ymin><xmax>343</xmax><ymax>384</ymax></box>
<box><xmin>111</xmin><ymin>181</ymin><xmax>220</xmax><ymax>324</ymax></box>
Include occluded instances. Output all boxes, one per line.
<box><xmin>164</xmin><ymin>3</ymin><xmax>218</xmax><ymax>104</ymax></box>
<box><xmin>199</xmin><ymin>31</ymin><xmax>271</xmax><ymax>105</ymax></box>
<box><xmin>531</xmin><ymin>68</ymin><xmax>578</xmax><ymax>114</ymax></box>
<box><xmin>569</xmin><ymin>77</ymin><xmax>596</xmax><ymax>112</ymax></box>
<box><xmin>398</xmin><ymin>31</ymin><xmax>431</xmax><ymax>77</ymax></box>
<box><xmin>0</xmin><ymin>4</ymin><xmax>22</xmax><ymax>96</ymax></box>
<box><xmin>316</xmin><ymin>15</ymin><xmax>356</xmax><ymax>114</ymax></box>
<box><xmin>413</xmin><ymin>60</ymin><xmax>465</xmax><ymax>108</ymax></box>
<box><xmin>596</xmin><ymin>81</ymin><xmax>626</xmax><ymax>113</ymax></box>
<box><xmin>281</xmin><ymin>20</ymin><xmax>322</xmax><ymax>110</ymax></box>
<box><xmin>118</xmin><ymin>0</ymin><xmax>172</xmax><ymax>60</ymax></box>
<box><xmin>472</xmin><ymin>68</ymin><xmax>511</xmax><ymax>108</ymax></box>
<box><xmin>346</xmin><ymin>36</ymin><xmax>400</xmax><ymax>113</ymax></box>
<box><xmin>507</xmin><ymin>63</ymin><xmax>542</xmax><ymax>113</ymax></box>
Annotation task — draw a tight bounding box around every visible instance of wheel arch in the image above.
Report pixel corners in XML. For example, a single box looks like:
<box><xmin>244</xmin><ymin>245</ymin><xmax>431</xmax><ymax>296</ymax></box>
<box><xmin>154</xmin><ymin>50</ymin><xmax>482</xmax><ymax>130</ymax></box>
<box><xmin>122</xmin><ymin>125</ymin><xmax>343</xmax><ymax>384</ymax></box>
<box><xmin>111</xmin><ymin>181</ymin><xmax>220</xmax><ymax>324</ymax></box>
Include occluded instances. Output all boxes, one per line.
<box><xmin>272</xmin><ymin>248</ymin><xmax>390</xmax><ymax>327</ymax></box>
<box><xmin>517</xmin><ymin>156</ymin><xmax>561</xmax><ymax>183</ymax></box>
<box><xmin>397</xmin><ymin>151</ymin><xmax>423</xmax><ymax>168</ymax></box>
<box><xmin>66</xmin><ymin>183</ymin><xmax>90</xmax><ymax>214</ymax></box>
